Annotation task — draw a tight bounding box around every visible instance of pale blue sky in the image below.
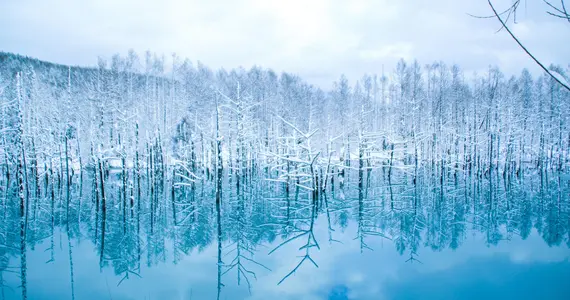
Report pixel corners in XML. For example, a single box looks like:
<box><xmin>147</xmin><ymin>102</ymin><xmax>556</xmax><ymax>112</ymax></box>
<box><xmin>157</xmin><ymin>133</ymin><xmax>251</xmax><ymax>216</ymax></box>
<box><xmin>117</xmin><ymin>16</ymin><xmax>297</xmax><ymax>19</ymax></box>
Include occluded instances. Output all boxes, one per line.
<box><xmin>1</xmin><ymin>0</ymin><xmax>568</xmax><ymax>87</ymax></box>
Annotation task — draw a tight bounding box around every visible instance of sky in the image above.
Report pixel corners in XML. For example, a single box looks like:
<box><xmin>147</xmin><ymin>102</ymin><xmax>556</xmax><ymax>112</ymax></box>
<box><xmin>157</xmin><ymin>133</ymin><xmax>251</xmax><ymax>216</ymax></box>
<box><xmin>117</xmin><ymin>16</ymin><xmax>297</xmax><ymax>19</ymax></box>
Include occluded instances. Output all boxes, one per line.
<box><xmin>1</xmin><ymin>0</ymin><xmax>569</xmax><ymax>88</ymax></box>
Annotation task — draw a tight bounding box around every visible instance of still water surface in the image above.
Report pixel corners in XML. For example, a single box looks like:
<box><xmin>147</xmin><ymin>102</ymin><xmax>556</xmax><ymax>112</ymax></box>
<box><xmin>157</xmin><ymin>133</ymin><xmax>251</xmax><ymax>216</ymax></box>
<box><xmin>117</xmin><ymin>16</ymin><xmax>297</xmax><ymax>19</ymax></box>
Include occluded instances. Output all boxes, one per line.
<box><xmin>1</xmin><ymin>171</ymin><xmax>569</xmax><ymax>299</ymax></box>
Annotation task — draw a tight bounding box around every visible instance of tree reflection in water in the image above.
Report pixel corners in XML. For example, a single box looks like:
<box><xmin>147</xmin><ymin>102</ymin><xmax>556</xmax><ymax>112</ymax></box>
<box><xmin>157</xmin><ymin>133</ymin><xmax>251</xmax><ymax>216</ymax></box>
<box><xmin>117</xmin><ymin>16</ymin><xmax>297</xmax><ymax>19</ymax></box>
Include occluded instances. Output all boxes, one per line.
<box><xmin>0</xmin><ymin>168</ymin><xmax>568</xmax><ymax>299</ymax></box>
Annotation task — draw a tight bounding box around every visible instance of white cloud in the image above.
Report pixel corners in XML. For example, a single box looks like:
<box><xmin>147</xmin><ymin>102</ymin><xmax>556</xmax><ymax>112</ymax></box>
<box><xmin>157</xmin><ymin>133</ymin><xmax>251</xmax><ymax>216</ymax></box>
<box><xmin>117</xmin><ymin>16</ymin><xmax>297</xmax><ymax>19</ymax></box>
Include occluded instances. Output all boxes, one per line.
<box><xmin>0</xmin><ymin>0</ymin><xmax>568</xmax><ymax>89</ymax></box>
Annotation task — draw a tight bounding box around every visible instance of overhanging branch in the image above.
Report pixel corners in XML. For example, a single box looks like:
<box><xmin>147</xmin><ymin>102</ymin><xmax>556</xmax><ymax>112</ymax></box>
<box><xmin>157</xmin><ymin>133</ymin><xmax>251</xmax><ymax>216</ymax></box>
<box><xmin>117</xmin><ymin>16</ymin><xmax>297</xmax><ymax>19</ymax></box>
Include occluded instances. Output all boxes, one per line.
<box><xmin>488</xmin><ymin>0</ymin><xmax>570</xmax><ymax>92</ymax></box>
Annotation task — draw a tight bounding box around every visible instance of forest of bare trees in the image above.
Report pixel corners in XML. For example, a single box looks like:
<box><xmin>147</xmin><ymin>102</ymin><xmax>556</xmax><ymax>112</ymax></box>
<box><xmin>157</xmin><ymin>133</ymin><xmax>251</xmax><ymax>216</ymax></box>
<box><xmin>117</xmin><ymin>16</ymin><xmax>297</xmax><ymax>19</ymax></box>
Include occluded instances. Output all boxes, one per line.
<box><xmin>0</xmin><ymin>51</ymin><xmax>569</xmax><ymax>299</ymax></box>
<box><xmin>1</xmin><ymin>51</ymin><xmax>568</xmax><ymax>184</ymax></box>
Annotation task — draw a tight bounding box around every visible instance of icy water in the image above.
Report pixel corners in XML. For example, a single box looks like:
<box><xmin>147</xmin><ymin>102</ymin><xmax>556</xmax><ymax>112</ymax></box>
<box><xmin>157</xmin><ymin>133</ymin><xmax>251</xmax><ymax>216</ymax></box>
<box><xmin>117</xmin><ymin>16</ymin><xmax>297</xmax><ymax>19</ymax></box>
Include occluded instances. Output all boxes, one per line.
<box><xmin>1</xmin><ymin>170</ymin><xmax>569</xmax><ymax>300</ymax></box>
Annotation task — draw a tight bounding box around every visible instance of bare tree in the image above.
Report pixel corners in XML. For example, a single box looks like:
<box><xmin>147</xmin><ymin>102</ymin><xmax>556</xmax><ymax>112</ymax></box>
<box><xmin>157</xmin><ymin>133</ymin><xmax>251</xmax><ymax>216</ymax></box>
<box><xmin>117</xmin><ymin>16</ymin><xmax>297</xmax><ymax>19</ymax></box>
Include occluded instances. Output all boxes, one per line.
<box><xmin>477</xmin><ymin>0</ymin><xmax>570</xmax><ymax>91</ymax></box>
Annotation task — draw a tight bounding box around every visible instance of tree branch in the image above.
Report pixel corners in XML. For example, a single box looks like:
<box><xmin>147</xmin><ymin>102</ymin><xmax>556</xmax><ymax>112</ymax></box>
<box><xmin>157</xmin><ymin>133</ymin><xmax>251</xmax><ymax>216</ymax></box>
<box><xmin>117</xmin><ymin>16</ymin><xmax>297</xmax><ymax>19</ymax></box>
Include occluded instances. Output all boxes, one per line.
<box><xmin>488</xmin><ymin>0</ymin><xmax>570</xmax><ymax>92</ymax></box>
